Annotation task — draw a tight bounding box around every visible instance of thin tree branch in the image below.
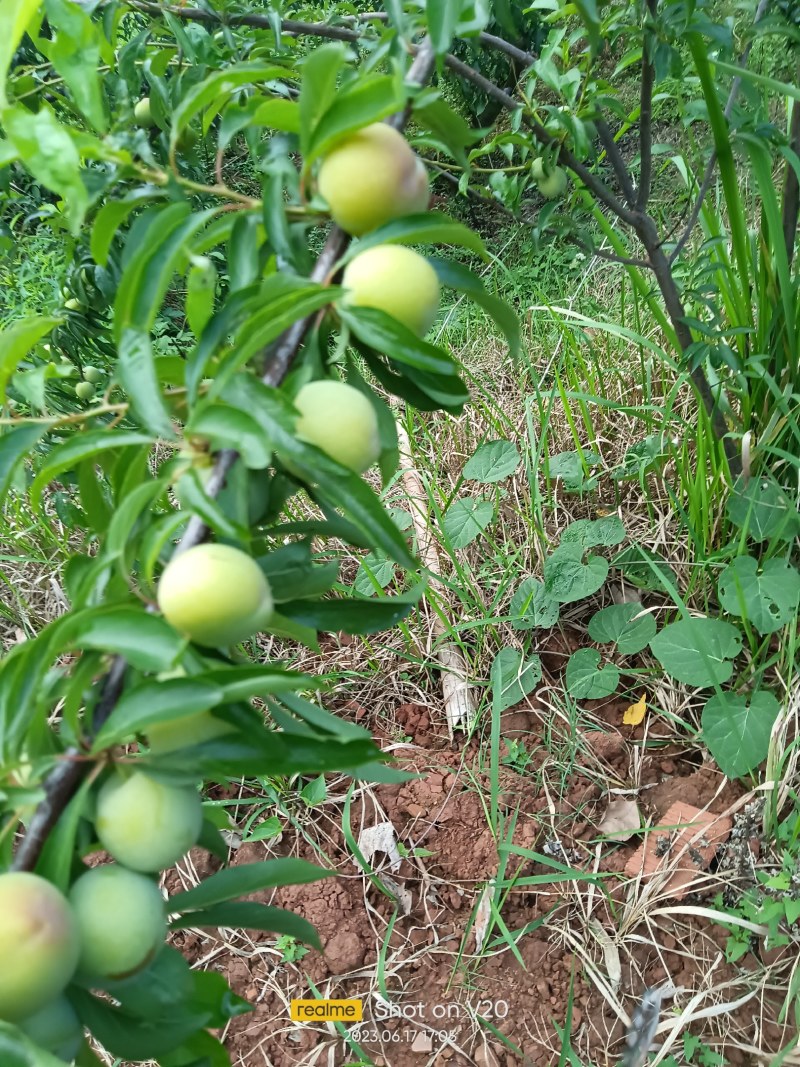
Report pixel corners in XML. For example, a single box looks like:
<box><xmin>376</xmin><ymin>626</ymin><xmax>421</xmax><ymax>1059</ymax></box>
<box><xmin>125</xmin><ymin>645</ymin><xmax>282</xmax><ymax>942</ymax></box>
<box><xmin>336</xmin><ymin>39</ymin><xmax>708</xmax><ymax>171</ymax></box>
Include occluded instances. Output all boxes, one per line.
<box><xmin>12</xmin><ymin>35</ymin><xmax>437</xmax><ymax>873</ymax></box>
<box><xmin>637</xmin><ymin>0</ymin><xmax>658</xmax><ymax>210</ymax></box>
<box><xmin>596</xmin><ymin>117</ymin><xmax>637</xmax><ymax>206</ymax></box>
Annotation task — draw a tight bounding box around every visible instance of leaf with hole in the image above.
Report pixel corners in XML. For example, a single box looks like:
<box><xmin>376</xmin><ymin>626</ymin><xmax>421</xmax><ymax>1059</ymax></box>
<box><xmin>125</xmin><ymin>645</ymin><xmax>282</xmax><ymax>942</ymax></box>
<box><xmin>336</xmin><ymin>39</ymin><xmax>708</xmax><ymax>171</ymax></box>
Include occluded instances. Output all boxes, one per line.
<box><xmin>491</xmin><ymin>648</ymin><xmax>542</xmax><ymax>713</ymax></box>
<box><xmin>509</xmin><ymin>577</ymin><xmax>560</xmax><ymax>629</ymax></box>
<box><xmin>463</xmin><ymin>440</ymin><xmax>521</xmax><ymax>483</ymax></box>
<box><xmin>544</xmin><ymin>545</ymin><xmax>608</xmax><ymax>604</ymax></box>
<box><xmin>442</xmin><ymin>498</ymin><xmax>494</xmax><ymax>548</ymax></box>
<box><xmin>565</xmin><ymin>649</ymin><xmax>619</xmax><ymax>699</ymax></box>
<box><xmin>354</xmin><ymin>551</ymin><xmax>395</xmax><ymax>595</ymax></box>
<box><xmin>650</xmin><ymin>617</ymin><xmax>742</xmax><ymax>687</ymax></box>
<box><xmin>588</xmin><ymin>603</ymin><xmax>656</xmax><ymax>654</ymax></box>
<box><xmin>717</xmin><ymin>555</ymin><xmax>800</xmax><ymax>635</ymax></box>
<box><xmin>701</xmin><ymin>690</ymin><xmax>781</xmax><ymax>778</ymax></box>
<box><xmin>727</xmin><ymin>474</ymin><xmax>800</xmax><ymax>543</ymax></box>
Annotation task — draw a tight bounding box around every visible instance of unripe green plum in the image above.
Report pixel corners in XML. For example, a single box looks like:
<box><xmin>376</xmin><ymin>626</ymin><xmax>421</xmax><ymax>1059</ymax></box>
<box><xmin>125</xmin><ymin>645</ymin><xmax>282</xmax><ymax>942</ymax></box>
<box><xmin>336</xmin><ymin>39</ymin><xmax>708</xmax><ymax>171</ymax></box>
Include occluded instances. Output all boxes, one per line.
<box><xmin>83</xmin><ymin>366</ymin><xmax>103</xmax><ymax>384</ymax></box>
<box><xmin>64</xmin><ymin>298</ymin><xmax>82</xmax><ymax>312</ymax></box>
<box><xmin>294</xmin><ymin>380</ymin><xmax>381</xmax><ymax>474</ymax></box>
<box><xmin>69</xmin><ymin>865</ymin><xmax>166</xmax><ymax>980</ymax></box>
<box><xmin>0</xmin><ymin>873</ymin><xmax>80</xmax><ymax>1021</ymax></box>
<box><xmin>317</xmin><ymin>123</ymin><xmax>429</xmax><ymax>236</ymax></box>
<box><xmin>95</xmin><ymin>770</ymin><xmax>203</xmax><ymax>872</ymax></box>
<box><xmin>74</xmin><ymin>382</ymin><xmax>95</xmax><ymax>401</ymax></box>
<box><xmin>530</xmin><ymin>156</ymin><xmax>546</xmax><ymax>180</ymax></box>
<box><xmin>18</xmin><ymin>996</ymin><xmax>83</xmax><ymax>1061</ymax></box>
<box><xmin>148</xmin><ymin>710</ymin><xmax>235</xmax><ymax>754</ymax></box>
<box><xmin>537</xmin><ymin>167</ymin><xmax>568</xmax><ymax>199</ymax></box>
<box><xmin>157</xmin><ymin>543</ymin><xmax>274</xmax><ymax>647</ymax></box>
<box><xmin>134</xmin><ymin>97</ymin><xmax>155</xmax><ymax>128</ymax></box>
<box><xmin>342</xmin><ymin>245</ymin><xmax>440</xmax><ymax>337</ymax></box>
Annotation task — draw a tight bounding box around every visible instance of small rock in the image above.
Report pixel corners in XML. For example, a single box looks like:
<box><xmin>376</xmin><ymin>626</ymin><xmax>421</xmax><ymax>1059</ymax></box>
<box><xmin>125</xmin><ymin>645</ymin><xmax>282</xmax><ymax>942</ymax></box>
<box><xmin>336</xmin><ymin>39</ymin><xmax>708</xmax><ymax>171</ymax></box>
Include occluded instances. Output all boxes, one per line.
<box><xmin>474</xmin><ymin>1043</ymin><xmax>501</xmax><ymax>1067</ymax></box>
<box><xmin>411</xmin><ymin>1031</ymin><xmax>433</xmax><ymax>1053</ymax></box>
<box><xmin>405</xmin><ymin>803</ymin><xmax>425</xmax><ymax>818</ymax></box>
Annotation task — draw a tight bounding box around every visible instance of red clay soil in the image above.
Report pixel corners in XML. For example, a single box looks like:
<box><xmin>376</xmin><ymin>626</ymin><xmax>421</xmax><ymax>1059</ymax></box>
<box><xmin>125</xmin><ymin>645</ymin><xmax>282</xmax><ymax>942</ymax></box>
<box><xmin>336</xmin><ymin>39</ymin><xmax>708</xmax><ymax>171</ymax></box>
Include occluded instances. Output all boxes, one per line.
<box><xmin>165</xmin><ymin>688</ymin><xmax>796</xmax><ymax>1067</ymax></box>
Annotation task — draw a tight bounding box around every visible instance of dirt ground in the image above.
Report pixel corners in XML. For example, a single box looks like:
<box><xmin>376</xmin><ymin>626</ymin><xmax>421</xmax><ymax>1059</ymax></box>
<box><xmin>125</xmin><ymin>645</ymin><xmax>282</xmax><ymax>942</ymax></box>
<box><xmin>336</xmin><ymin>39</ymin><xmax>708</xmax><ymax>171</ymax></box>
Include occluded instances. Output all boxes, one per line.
<box><xmin>166</xmin><ymin>660</ymin><xmax>798</xmax><ymax>1067</ymax></box>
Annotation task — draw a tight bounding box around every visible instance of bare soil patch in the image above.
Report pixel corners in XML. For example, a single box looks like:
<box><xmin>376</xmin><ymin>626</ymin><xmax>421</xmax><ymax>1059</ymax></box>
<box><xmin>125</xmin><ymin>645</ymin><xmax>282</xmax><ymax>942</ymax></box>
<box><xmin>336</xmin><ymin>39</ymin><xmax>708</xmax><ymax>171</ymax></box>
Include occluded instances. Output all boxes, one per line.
<box><xmin>166</xmin><ymin>665</ymin><xmax>796</xmax><ymax>1066</ymax></box>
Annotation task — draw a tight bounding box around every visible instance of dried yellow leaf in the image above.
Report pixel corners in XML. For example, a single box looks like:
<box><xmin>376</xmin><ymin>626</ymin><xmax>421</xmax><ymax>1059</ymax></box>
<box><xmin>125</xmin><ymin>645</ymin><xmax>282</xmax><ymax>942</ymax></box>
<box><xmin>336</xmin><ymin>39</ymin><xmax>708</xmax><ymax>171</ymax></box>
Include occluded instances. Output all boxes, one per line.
<box><xmin>623</xmin><ymin>693</ymin><xmax>647</xmax><ymax>726</ymax></box>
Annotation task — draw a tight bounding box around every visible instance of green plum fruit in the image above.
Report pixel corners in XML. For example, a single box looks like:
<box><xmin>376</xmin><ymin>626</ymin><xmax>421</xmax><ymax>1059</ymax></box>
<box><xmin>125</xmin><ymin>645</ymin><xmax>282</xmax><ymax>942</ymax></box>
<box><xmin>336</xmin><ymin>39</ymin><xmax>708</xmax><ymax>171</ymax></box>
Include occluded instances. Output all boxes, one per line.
<box><xmin>342</xmin><ymin>244</ymin><xmax>440</xmax><ymax>337</ymax></box>
<box><xmin>83</xmin><ymin>367</ymin><xmax>103</xmax><ymax>384</ymax></box>
<box><xmin>64</xmin><ymin>298</ymin><xmax>82</xmax><ymax>311</ymax></box>
<box><xmin>134</xmin><ymin>97</ymin><xmax>155</xmax><ymax>127</ymax></box>
<box><xmin>157</xmin><ymin>543</ymin><xmax>274</xmax><ymax>647</ymax></box>
<box><xmin>74</xmin><ymin>382</ymin><xmax>95</xmax><ymax>401</ymax></box>
<box><xmin>293</xmin><ymin>380</ymin><xmax>381</xmax><ymax>474</ymax></box>
<box><xmin>69</xmin><ymin>865</ymin><xmax>166</xmax><ymax>980</ymax></box>
<box><xmin>0</xmin><ymin>872</ymin><xmax>80</xmax><ymax>1021</ymax></box>
<box><xmin>537</xmin><ymin>167</ymin><xmax>568</xmax><ymax>199</ymax></box>
<box><xmin>18</xmin><ymin>996</ymin><xmax>83</xmax><ymax>1061</ymax></box>
<box><xmin>148</xmin><ymin>710</ymin><xmax>235</xmax><ymax>754</ymax></box>
<box><xmin>530</xmin><ymin>157</ymin><xmax>546</xmax><ymax>180</ymax></box>
<box><xmin>95</xmin><ymin>770</ymin><xmax>203</xmax><ymax>872</ymax></box>
<box><xmin>317</xmin><ymin>123</ymin><xmax>429</xmax><ymax>236</ymax></box>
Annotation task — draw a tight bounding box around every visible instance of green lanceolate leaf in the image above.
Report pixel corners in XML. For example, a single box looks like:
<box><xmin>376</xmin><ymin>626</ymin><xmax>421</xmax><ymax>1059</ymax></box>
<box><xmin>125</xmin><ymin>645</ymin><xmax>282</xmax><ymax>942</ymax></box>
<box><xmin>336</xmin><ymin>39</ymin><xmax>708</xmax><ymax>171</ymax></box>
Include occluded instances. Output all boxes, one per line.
<box><xmin>650</xmin><ymin>617</ymin><xmax>743</xmax><ymax>687</ymax></box>
<box><xmin>114</xmin><ymin>203</ymin><xmax>214</xmax><ymax>436</ymax></box>
<box><xmin>170</xmin><ymin>860</ymin><xmax>332</xmax><ymax>913</ymax></box>
<box><xmin>0</xmin><ymin>315</ymin><xmax>61</xmax><ymax>403</ymax></box>
<box><xmin>170</xmin><ymin>902</ymin><xmax>321</xmax><ymax>948</ymax></box>
<box><xmin>30</xmin><ymin>430</ymin><xmax>153</xmax><ymax>511</ymax></box>
<box><xmin>2</xmin><ymin>107</ymin><xmax>87</xmax><ymax>233</ymax></box>
<box><xmin>0</xmin><ymin>424</ymin><xmax>47</xmax><ymax>500</ymax></box>
<box><xmin>431</xmin><ymin>259</ymin><xmax>520</xmax><ymax>357</ymax></box>
<box><xmin>170</xmin><ymin>62</ymin><xmax>290</xmax><ymax>149</ymax></box>
<box><xmin>280</xmin><ymin>585</ymin><xmax>422</xmax><ymax>634</ymax></box>
<box><xmin>339</xmin><ymin>306</ymin><xmax>459</xmax><ymax>376</ymax></box>
<box><xmin>59</xmin><ymin>606</ymin><xmax>185</xmax><ymax>672</ymax></box>
<box><xmin>717</xmin><ymin>555</ymin><xmax>800</xmax><ymax>635</ymax></box>
<box><xmin>307</xmin><ymin>73</ymin><xmax>404</xmax><ymax>162</ymax></box>
<box><xmin>186</xmin><ymin>405</ymin><xmax>270</xmax><ymax>470</ymax></box>
<box><xmin>565</xmin><ymin>648</ymin><xmax>619</xmax><ymax>699</ymax></box>
<box><xmin>702</xmin><ymin>690</ymin><xmax>781</xmax><ymax>778</ymax></box>
<box><xmin>340</xmin><ymin>212</ymin><xmax>488</xmax><ymax>261</ymax></box>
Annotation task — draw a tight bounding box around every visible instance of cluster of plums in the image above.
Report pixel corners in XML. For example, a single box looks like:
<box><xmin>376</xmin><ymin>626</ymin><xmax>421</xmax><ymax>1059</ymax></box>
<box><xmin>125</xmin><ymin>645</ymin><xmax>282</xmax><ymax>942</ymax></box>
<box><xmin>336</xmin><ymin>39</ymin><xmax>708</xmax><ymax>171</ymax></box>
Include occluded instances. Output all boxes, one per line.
<box><xmin>0</xmin><ymin>119</ymin><xmax>453</xmax><ymax>1059</ymax></box>
<box><xmin>0</xmin><ymin>768</ymin><xmax>203</xmax><ymax>1058</ymax></box>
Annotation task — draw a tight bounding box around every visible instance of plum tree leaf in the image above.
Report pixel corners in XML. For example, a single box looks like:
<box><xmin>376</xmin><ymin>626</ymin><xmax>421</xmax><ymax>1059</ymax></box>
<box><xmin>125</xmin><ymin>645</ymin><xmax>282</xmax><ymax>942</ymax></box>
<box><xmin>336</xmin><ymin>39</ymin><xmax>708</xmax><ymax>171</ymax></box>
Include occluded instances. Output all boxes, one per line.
<box><xmin>170</xmin><ymin>860</ymin><xmax>332</xmax><ymax>912</ymax></box>
<box><xmin>650</xmin><ymin>617</ymin><xmax>742</xmax><ymax>687</ymax></box>
<box><xmin>702</xmin><ymin>690</ymin><xmax>781</xmax><ymax>777</ymax></box>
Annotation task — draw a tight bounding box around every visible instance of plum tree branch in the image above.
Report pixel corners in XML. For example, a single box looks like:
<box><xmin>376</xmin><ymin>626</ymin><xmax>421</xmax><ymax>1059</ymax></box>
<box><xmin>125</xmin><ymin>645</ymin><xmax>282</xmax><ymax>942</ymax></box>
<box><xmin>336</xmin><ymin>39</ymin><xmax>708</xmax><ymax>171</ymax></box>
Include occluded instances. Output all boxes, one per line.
<box><xmin>13</xmin><ymin>35</ymin><xmax>436</xmax><ymax>873</ymax></box>
<box><xmin>636</xmin><ymin>0</ymin><xmax>657</xmax><ymax>210</ymax></box>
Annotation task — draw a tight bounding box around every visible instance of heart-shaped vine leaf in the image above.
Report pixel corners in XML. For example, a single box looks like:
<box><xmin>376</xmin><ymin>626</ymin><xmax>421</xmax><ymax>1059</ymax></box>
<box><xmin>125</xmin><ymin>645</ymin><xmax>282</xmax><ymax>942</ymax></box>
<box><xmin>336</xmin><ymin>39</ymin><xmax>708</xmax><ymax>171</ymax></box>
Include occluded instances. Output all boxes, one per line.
<box><xmin>702</xmin><ymin>690</ymin><xmax>781</xmax><ymax>777</ymax></box>
<box><xmin>491</xmin><ymin>648</ymin><xmax>542</xmax><ymax>712</ymax></box>
<box><xmin>565</xmin><ymin>648</ymin><xmax>620</xmax><ymax>699</ymax></box>
<box><xmin>544</xmin><ymin>544</ymin><xmax>608</xmax><ymax>604</ymax></box>
<box><xmin>650</xmin><ymin>617</ymin><xmax>742</xmax><ymax>687</ymax></box>
<box><xmin>509</xmin><ymin>577</ymin><xmax>560</xmax><ymax>629</ymax></box>
<box><xmin>717</xmin><ymin>555</ymin><xmax>800</xmax><ymax>635</ymax></box>
<box><xmin>560</xmin><ymin>515</ymin><xmax>625</xmax><ymax>550</ymax></box>
<box><xmin>588</xmin><ymin>603</ymin><xmax>657</xmax><ymax>655</ymax></box>
<box><xmin>727</xmin><ymin>475</ymin><xmax>800</xmax><ymax>544</ymax></box>
<box><xmin>463</xmin><ymin>439</ymin><xmax>521</xmax><ymax>483</ymax></box>
<box><xmin>442</xmin><ymin>497</ymin><xmax>494</xmax><ymax>548</ymax></box>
